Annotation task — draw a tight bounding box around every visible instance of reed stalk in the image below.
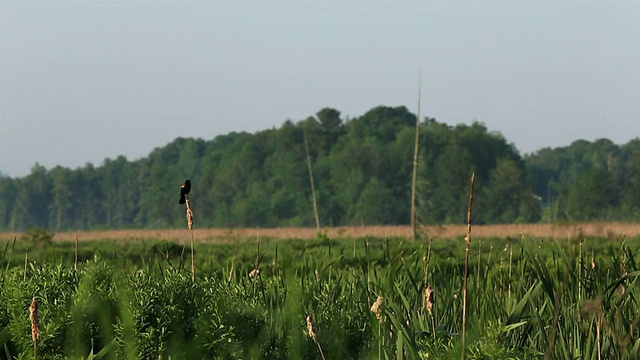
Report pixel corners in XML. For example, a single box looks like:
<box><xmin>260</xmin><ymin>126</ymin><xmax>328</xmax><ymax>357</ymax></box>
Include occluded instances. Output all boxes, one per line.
<box><xmin>461</xmin><ymin>172</ymin><xmax>475</xmax><ymax>360</ymax></box>
<box><xmin>545</xmin><ymin>269</ymin><xmax>568</xmax><ymax>360</ymax></box>
<box><xmin>411</xmin><ymin>74</ymin><xmax>422</xmax><ymax>241</ymax></box>
<box><xmin>476</xmin><ymin>239</ymin><xmax>482</xmax><ymax>291</ymax></box>
<box><xmin>314</xmin><ymin>268</ymin><xmax>321</xmax><ymax>290</ymax></box>
<box><xmin>229</xmin><ymin>249</ymin><xmax>236</xmax><ymax>282</ymax></box>
<box><xmin>421</xmin><ymin>238</ymin><xmax>432</xmax><ymax>320</ymax></box>
<box><xmin>366</xmin><ymin>237</ymin><xmax>371</xmax><ymax>305</ymax></box>
<box><xmin>185</xmin><ymin>197</ymin><xmax>195</xmax><ymax>282</ymax></box>
<box><xmin>304</xmin><ymin>132</ymin><xmax>321</xmax><ymax>233</ymax></box>
<box><xmin>371</xmin><ymin>295</ymin><xmax>385</xmax><ymax>359</ymax></box>
<box><xmin>24</xmin><ymin>247</ymin><xmax>29</xmax><ymax>281</ymax></box>
<box><xmin>306</xmin><ymin>315</ymin><xmax>326</xmax><ymax>360</ymax></box>
<box><xmin>597</xmin><ymin>315</ymin><xmax>602</xmax><ymax>360</ymax></box>
<box><xmin>74</xmin><ymin>235</ymin><xmax>78</xmax><ymax>273</ymax></box>
<box><xmin>251</xmin><ymin>233</ymin><xmax>262</xmax><ymax>295</ymax></box>
<box><xmin>579</xmin><ymin>238</ymin><xmax>583</xmax><ymax>301</ymax></box>
<box><xmin>423</xmin><ymin>286</ymin><xmax>435</xmax><ymax>338</ymax></box>
<box><xmin>508</xmin><ymin>243</ymin><xmax>513</xmax><ymax>300</ymax></box>
<box><xmin>255</xmin><ymin>231</ymin><xmax>261</xmax><ymax>270</ymax></box>
<box><xmin>273</xmin><ymin>244</ymin><xmax>278</xmax><ymax>273</ymax></box>
<box><xmin>500</xmin><ymin>245</ymin><xmax>507</xmax><ymax>295</ymax></box>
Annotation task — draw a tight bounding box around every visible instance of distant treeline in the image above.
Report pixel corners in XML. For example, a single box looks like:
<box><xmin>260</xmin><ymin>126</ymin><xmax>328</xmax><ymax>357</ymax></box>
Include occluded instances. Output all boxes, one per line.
<box><xmin>1</xmin><ymin>106</ymin><xmax>639</xmax><ymax>231</ymax></box>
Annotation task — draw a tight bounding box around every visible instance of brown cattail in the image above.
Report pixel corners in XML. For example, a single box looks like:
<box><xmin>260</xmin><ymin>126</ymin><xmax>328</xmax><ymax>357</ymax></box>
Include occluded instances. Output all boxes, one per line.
<box><xmin>424</xmin><ymin>286</ymin><xmax>435</xmax><ymax>317</ymax></box>
<box><xmin>30</xmin><ymin>296</ymin><xmax>40</xmax><ymax>342</ymax></box>
<box><xmin>306</xmin><ymin>315</ymin><xmax>318</xmax><ymax>342</ymax></box>
<box><xmin>306</xmin><ymin>315</ymin><xmax>326</xmax><ymax>360</ymax></box>
<box><xmin>185</xmin><ymin>197</ymin><xmax>196</xmax><ymax>282</ymax></box>
<box><xmin>185</xmin><ymin>198</ymin><xmax>194</xmax><ymax>230</ymax></box>
<box><xmin>370</xmin><ymin>295</ymin><xmax>385</xmax><ymax>323</ymax></box>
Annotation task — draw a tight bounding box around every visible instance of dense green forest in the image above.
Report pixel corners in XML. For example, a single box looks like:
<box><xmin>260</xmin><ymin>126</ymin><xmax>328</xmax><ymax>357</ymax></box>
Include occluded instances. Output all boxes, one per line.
<box><xmin>1</xmin><ymin>105</ymin><xmax>639</xmax><ymax>231</ymax></box>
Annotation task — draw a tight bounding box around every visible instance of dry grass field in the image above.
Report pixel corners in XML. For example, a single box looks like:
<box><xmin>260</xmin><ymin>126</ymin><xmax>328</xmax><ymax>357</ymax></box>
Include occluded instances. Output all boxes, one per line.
<box><xmin>2</xmin><ymin>222</ymin><xmax>639</xmax><ymax>243</ymax></box>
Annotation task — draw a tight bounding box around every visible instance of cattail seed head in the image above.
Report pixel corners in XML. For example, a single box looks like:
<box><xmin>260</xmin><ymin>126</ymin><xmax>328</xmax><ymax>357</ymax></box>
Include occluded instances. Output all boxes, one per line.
<box><xmin>424</xmin><ymin>286</ymin><xmax>435</xmax><ymax>317</ymax></box>
<box><xmin>306</xmin><ymin>315</ymin><xmax>318</xmax><ymax>342</ymax></box>
<box><xmin>185</xmin><ymin>198</ymin><xmax>194</xmax><ymax>230</ymax></box>
<box><xmin>370</xmin><ymin>295</ymin><xmax>385</xmax><ymax>323</ymax></box>
<box><xmin>30</xmin><ymin>296</ymin><xmax>40</xmax><ymax>342</ymax></box>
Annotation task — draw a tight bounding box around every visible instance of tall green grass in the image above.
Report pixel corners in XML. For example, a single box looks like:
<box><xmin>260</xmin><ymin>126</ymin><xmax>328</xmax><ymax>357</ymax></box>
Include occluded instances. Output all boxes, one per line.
<box><xmin>0</xmin><ymin>235</ymin><xmax>639</xmax><ymax>359</ymax></box>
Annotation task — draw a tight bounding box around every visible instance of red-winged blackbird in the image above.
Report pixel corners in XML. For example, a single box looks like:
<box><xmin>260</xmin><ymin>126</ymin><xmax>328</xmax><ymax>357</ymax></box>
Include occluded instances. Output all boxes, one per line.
<box><xmin>179</xmin><ymin>179</ymin><xmax>191</xmax><ymax>204</ymax></box>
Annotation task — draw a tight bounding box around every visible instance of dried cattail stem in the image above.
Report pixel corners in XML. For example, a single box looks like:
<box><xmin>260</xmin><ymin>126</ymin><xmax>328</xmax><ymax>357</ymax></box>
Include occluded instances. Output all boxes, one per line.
<box><xmin>306</xmin><ymin>315</ymin><xmax>326</xmax><ymax>360</ymax></box>
<box><xmin>423</xmin><ymin>237</ymin><xmax>432</xmax><ymax>287</ymax></box>
<box><xmin>304</xmin><ymin>132</ymin><xmax>321</xmax><ymax>233</ymax></box>
<box><xmin>365</xmin><ymin>237</ymin><xmax>371</xmax><ymax>305</ymax></box>
<box><xmin>500</xmin><ymin>245</ymin><xmax>508</xmax><ymax>294</ymax></box>
<box><xmin>485</xmin><ymin>246</ymin><xmax>494</xmax><ymax>275</ymax></box>
<box><xmin>185</xmin><ymin>197</ymin><xmax>196</xmax><ymax>282</ymax></box>
<box><xmin>476</xmin><ymin>239</ymin><xmax>482</xmax><ymax>291</ymax></box>
<box><xmin>370</xmin><ymin>295</ymin><xmax>385</xmax><ymax>324</ymax></box>
<box><xmin>410</xmin><ymin>75</ymin><xmax>421</xmax><ymax>242</ymax></box>
<box><xmin>462</xmin><ymin>172</ymin><xmax>475</xmax><ymax>360</ymax></box>
<box><xmin>465</xmin><ymin>173</ymin><xmax>475</xmax><ymax>244</ymax></box>
<box><xmin>306</xmin><ymin>315</ymin><xmax>317</xmax><ymax>342</ymax></box>
<box><xmin>596</xmin><ymin>316</ymin><xmax>602</xmax><ymax>360</ymax></box>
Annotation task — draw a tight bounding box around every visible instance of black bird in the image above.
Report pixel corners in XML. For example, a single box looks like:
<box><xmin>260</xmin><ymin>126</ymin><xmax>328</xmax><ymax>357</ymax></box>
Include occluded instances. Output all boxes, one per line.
<box><xmin>179</xmin><ymin>179</ymin><xmax>191</xmax><ymax>204</ymax></box>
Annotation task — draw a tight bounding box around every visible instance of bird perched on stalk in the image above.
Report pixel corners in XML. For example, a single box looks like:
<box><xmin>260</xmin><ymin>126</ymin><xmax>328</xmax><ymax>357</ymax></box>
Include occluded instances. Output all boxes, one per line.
<box><xmin>178</xmin><ymin>179</ymin><xmax>191</xmax><ymax>204</ymax></box>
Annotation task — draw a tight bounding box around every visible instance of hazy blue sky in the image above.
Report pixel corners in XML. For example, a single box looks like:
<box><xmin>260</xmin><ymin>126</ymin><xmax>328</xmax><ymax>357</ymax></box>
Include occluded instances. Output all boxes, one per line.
<box><xmin>1</xmin><ymin>1</ymin><xmax>639</xmax><ymax>178</ymax></box>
